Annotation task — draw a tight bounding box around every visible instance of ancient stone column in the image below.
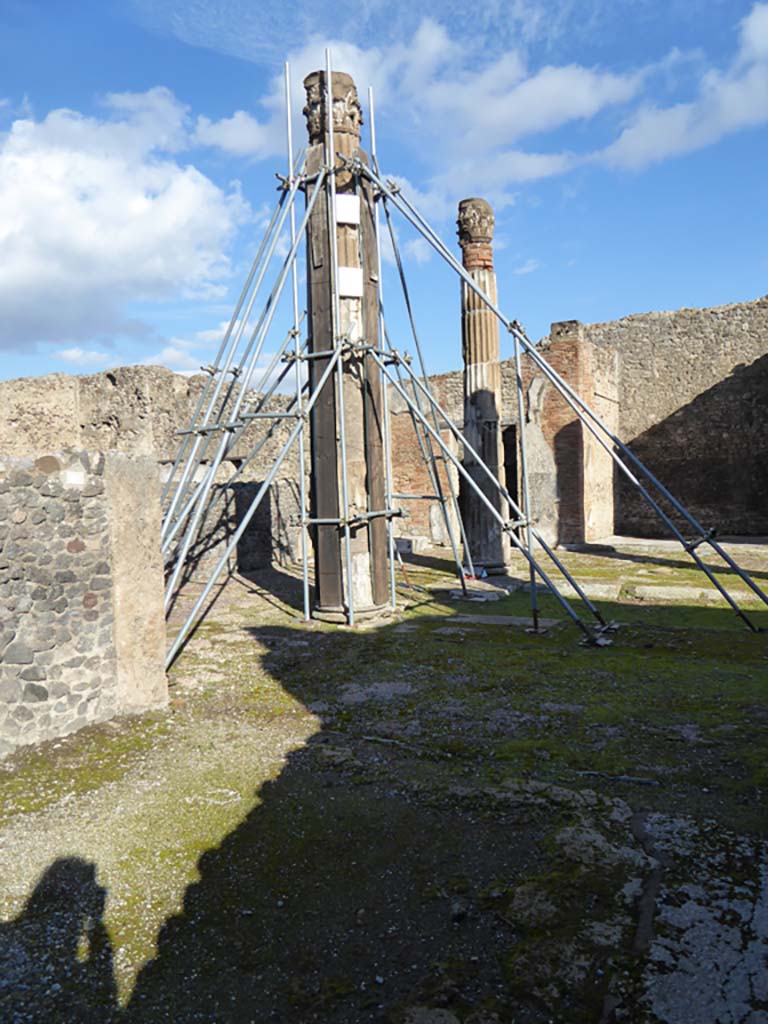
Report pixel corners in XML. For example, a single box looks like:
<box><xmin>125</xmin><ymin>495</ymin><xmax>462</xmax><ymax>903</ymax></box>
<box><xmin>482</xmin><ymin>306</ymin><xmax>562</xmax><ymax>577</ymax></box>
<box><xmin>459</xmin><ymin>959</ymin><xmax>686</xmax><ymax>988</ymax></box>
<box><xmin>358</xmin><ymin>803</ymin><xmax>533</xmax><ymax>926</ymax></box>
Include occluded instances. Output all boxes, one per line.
<box><xmin>303</xmin><ymin>70</ymin><xmax>388</xmax><ymax>620</ymax></box>
<box><xmin>458</xmin><ymin>198</ymin><xmax>510</xmax><ymax>574</ymax></box>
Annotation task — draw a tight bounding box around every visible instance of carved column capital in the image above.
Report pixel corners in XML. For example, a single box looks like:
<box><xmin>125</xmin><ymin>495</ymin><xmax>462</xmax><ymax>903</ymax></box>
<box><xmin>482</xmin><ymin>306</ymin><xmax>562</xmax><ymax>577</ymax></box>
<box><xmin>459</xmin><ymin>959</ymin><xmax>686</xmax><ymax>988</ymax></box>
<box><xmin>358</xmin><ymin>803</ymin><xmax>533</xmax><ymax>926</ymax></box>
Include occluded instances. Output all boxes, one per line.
<box><xmin>458</xmin><ymin>198</ymin><xmax>494</xmax><ymax>245</ymax></box>
<box><xmin>457</xmin><ymin>198</ymin><xmax>494</xmax><ymax>271</ymax></box>
<box><xmin>303</xmin><ymin>70</ymin><xmax>363</xmax><ymax>145</ymax></box>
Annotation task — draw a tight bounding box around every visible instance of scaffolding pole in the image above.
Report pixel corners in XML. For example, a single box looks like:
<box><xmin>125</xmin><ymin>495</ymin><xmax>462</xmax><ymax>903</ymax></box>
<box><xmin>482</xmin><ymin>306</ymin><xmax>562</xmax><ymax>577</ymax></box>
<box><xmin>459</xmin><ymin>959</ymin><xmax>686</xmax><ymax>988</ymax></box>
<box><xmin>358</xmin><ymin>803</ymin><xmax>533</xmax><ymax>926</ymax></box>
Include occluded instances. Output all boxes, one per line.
<box><xmin>359</xmin><ymin>160</ymin><xmax>768</xmax><ymax>628</ymax></box>
<box><xmin>164</xmin><ymin>169</ymin><xmax>327</xmax><ymax>611</ymax></box>
<box><xmin>162</xmin><ymin>61</ymin><xmax>767</xmax><ymax>671</ymax></box>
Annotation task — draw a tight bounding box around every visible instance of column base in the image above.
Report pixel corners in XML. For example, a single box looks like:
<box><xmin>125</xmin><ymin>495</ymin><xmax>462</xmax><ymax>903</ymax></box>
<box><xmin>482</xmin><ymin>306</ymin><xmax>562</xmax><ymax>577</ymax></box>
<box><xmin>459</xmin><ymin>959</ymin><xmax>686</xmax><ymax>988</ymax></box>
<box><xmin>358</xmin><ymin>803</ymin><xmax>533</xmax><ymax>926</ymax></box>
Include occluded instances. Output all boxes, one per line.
<box><xmin>311</xmin><ymin>602</ymin><xmax>392</xmax><ymax>625</ymax></box>
<box><xmin>468</xmin><ymin>561</ymin><xmax>511</xmax><ymax>577</ymax></box>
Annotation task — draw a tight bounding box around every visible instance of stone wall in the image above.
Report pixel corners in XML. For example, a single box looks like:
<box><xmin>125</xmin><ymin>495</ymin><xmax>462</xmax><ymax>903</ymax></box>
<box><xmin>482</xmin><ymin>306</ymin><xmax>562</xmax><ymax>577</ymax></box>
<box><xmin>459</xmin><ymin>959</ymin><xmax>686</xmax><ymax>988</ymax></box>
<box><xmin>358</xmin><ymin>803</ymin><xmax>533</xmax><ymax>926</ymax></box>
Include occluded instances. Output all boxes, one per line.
<box><xmin>0</xmin><ymin>293</ymin><xmax>765</xmax><ymax>563</ymax></box>
<box><xmin>0</xmin><ymin>451</ymin><xmax>167</xmax><ymax>758</ymax></box>
<box><xmin>0</xmin><ymin>366</ymin><xmax>304</xmax><ymax>576</ymax></box>
<box><xmin>584</xmin><ymin>295</ymin><xmax>768</xmax><ymax>536</ymax></box>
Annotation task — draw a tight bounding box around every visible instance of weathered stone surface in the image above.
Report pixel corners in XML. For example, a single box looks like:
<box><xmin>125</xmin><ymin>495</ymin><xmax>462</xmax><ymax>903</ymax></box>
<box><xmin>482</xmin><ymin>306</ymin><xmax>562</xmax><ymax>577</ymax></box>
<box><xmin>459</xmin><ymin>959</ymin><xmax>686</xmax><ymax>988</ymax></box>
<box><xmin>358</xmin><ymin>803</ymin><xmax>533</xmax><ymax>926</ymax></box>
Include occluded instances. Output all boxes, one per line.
<box><xmin>104</xmin><ymin>453</ymin><xmax>167</xmax><ymax>711</ymax></box>
<box><xmin>3</xmin><ymin>642</ymin><xmax>34</xmax><ymax>664</ymax></box>
<box><xmin>302</xmin><ymin>69</ymin><xmax>362</xmax><ymax>144</ymax></box>
<box><xmin>584</xmin><ymin>295</ymin><xmax>768</xmax><ymax>536</ymax></box>
<box><xmin>0</xmin><ymin>374</ymin><xmax>79</xmax><ymax>456</ymax></box>
<box><xmin>1</xmin><ymin>450</ymin><xmax>167</xmax><ymax>757</ymax></box>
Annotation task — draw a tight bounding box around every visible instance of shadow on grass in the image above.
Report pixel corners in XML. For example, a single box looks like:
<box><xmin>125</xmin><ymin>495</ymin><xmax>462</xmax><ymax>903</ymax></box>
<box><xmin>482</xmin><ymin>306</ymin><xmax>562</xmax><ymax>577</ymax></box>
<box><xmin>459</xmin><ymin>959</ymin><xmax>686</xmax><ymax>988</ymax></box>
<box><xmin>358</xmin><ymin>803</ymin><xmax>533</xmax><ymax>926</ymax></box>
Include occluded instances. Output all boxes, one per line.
<box><xmin>4</xmin><ymin>575</ymin><xmax>768</xmax><ymax>1023</ymax></box>
<box><xmin>0</xmin><ymin>857</ymin><xmax>117</xmax><ymax>1023</ymax></box>
<box><xmin>569</xmin><ymin>541</ymin><xmax>768</xmax><ymax>583</ymax></box>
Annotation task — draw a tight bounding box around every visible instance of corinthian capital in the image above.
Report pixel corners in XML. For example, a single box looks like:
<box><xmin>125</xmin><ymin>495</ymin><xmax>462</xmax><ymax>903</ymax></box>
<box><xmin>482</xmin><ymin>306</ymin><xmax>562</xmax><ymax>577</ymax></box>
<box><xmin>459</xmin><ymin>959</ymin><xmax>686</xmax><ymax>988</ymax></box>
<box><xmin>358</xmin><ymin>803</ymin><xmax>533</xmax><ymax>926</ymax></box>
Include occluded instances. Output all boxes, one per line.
<box><xmin>303</xmin><ymin>70</ymin><xmax>363</xmax><ymax>145</ymax></box>
<box><xmin>457</xmin><ymin>198</ymin><xmax>495</xmax><ymax>248</ymax></box>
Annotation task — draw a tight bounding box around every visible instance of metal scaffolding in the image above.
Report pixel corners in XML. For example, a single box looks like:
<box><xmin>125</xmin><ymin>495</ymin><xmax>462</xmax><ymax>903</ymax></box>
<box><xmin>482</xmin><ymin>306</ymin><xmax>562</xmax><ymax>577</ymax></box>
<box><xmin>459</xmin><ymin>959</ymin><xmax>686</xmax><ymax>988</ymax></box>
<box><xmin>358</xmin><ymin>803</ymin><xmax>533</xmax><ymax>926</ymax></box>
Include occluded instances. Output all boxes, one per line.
<box><xmin>162</xmin><ymin>53</ymin><xmax>768</xmax><ymax>666</ymax></box>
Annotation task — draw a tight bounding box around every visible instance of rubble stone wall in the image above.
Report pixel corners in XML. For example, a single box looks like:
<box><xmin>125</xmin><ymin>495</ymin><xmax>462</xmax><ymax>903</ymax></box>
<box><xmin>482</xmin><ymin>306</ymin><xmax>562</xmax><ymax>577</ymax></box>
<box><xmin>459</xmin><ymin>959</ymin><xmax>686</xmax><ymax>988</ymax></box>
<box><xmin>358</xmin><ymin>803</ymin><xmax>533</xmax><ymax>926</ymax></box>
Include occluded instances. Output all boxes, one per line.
<box><xmin>0</xmin><ymin>451</ymin><xmax>167</xmax><ymax>758</ymax></box>
<box><xmin>584</xmin><ymin>295</ymin><xmax>768</xmax><ymax>536</ymax></box>
<box><xmin>0</xmin><ymin>366</ymin><xmax>304</xmax><ymax>574</ymax></box>
<box><xmin>0</xmin><ymin>294</ymin><xmax>765</xmax><ymax>558</ymax></box>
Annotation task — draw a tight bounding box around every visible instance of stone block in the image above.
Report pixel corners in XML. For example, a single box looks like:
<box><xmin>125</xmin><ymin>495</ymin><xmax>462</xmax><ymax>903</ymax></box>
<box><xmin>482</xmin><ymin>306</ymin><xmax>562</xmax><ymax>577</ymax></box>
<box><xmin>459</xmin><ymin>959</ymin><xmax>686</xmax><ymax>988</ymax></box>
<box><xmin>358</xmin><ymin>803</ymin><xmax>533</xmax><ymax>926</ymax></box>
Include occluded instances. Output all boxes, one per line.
<box><xmin>20</xmin><ymin>666</ymin><xmax>47</xmax><ymax>682</ymax></box>
<box><xmin>3</xmin><ymin>642</ymin><xmax>34</xmax><ymax>664</ymax></box>
<box><xmin>22</xmin><ymin>682</ymin><xmax>48</xmax><ymax>702</ymax></box>
<box><xmin>0</xmin><ymin>680</ymin><xmax>22</xmax><ymax>703</ymax></box>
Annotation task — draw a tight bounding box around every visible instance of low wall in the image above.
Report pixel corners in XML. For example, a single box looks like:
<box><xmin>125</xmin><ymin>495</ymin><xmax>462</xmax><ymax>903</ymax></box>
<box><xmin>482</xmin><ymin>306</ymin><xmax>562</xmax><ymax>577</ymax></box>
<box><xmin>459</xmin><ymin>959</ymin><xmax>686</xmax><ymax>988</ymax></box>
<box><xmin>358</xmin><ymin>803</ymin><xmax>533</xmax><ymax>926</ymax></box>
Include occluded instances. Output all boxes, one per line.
<box><xmin>0</xmin><ymin>451</ymin><xmax>167</xmax><ymax>758</ymax></box>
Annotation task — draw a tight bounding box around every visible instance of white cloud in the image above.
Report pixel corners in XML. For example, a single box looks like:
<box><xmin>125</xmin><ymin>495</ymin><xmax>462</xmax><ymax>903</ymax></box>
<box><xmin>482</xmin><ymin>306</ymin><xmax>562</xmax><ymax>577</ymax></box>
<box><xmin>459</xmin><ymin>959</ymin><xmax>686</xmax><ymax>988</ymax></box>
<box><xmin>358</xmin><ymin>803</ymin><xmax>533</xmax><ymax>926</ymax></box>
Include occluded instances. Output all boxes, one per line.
<box><xmin>54</xmin><ymin>346</ymin><xmax>111</xmax><ymax>367</ymax></box>
<box><xmin>251</xmin><ymin>17</ymin><xmax>637</xmax><ymax>211</ymax></box>
<box><xmin>512</xmin><ymin>258</ymin><xmax>541</xmax><ymax>275</ymax></box>
<box><xmin>425</xmin><ymin>59</ymin><xmax>641</xmax><ymax>150</ymax></box>
<box><xmin>141</xmin><ymin>320</ymin><xmax>235</xmax><ymax>373</ymax></box>
<box><xmin>0</xmin><ymin>89</ymin><xmax>250</xmax><ymax>350</ymax></box>
<box><xmin>142</xmin><ymin>340</ymin><xmax>203</xmax><ymax>373</ymax></box>
<box><xmin>738</xmin><ymin>2</ymin><xmax>768</xmax><ymax>64</ymax></box>
<box><xmin>403</xmin><ymin>238</ymin><xmax>433</xmax><ymax>264</ymax></box>
<box><xmin>194</xmin><ymin>110</ymin><xmax>282</xmax><ymax>158</ymax></box>
<box><xmin>128</xmin><ymin>0</ymin><xmax>645</xmax><ymax>65</ymax></box>
<box><xmin>602</xmin><ymin>2</ymin><xmax>768</xmax><ymax>168</ymax></box>
<box><xmin>144</xmin><ymin>318</ymin><xmax>304</xmax><ymax>391</ymax></box>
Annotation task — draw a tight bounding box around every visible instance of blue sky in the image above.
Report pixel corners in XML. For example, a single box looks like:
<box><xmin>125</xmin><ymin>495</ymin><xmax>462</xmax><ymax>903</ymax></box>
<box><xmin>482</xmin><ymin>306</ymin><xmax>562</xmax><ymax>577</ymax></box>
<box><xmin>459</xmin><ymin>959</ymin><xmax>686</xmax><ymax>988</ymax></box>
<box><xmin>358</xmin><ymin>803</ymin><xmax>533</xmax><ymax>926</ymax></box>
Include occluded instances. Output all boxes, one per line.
<box><xmin>1</xmin><ymin>0</ymin><xmax>766</xmax><ymax>383</ymax></box>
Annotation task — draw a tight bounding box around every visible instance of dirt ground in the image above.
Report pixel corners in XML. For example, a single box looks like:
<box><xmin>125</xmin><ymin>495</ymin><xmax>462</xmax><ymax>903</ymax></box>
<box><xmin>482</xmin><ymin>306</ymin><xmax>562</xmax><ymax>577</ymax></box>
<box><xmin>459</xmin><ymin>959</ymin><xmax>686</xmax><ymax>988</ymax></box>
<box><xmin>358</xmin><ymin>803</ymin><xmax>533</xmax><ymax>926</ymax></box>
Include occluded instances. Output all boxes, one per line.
<box><xmin>1</xmin><ymin>540</ymin><xmax>767</xmax><ymax>1023</ymax></box>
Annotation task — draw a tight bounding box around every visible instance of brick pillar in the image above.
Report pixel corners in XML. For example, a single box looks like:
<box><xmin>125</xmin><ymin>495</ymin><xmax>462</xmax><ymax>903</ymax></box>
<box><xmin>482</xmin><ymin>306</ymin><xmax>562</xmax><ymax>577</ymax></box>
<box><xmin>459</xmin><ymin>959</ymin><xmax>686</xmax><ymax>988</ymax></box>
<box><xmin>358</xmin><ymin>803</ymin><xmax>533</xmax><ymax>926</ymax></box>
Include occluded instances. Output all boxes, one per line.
<box><xmin>303</xmin><ymin>70</ymin><xmax>388</xmax><ymax>619</ymax></box>
<box><xmin>458</xmin><ymin>198</ymin><xmax>510</xmax><ymax>573</ymax></box>
<box><xmin>524</xmin><ymin>321</ymin><xmax>619</xmax><ymax>545</ymax></box>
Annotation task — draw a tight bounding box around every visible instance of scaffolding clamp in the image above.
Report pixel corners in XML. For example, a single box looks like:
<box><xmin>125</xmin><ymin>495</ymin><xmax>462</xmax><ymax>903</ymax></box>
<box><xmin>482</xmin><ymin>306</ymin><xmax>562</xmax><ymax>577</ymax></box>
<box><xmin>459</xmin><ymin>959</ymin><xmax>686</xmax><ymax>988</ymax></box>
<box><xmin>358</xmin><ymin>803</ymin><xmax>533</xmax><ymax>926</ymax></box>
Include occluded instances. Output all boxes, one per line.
<box><xmin>506</xmin><ymin>319</ymin><xmax>526</xmax><ymax>339</ymax></box>
<box><xmin>346</xmin><ymin>508</ymin><xmax>404</xmax><ymax>527</ymax></box>
<box><xmin>583</xmin><ymin>621</ymin><xmax>620</xmax><ymax>648</ymax></box>
<box><xmin>684</xmin><ymin>527</ymin><xmax>717</xmax><ymax>553</ymax></box>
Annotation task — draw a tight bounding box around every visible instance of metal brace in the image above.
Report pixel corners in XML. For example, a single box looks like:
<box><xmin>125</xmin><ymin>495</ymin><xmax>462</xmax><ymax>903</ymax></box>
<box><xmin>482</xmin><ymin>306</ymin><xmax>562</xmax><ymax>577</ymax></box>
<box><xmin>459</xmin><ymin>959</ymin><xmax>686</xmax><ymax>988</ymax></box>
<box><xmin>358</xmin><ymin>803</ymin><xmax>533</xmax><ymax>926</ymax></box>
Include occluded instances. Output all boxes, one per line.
<box><xmin>684</xmin><ymin>527</ymin><xmax>717</xmax><ymax>553</ymax></box>
<box><xmin>582</xmin><ymin>621</ymin><xmax>620</xmax><ymax>648</ymax></box>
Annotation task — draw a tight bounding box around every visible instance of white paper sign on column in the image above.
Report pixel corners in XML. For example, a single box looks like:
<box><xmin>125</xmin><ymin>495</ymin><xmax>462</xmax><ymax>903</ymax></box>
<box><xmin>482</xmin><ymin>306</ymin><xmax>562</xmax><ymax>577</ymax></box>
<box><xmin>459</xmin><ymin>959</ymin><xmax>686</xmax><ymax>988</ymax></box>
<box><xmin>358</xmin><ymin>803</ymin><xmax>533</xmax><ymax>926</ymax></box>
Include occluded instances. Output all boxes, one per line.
<box><xmin>337</xmin><ymin>266</ymin><xmax>364</xmax><ymax>298</ymax></box>
<box><xmin>335</xmin><ymin>194</ymin><xmax>361</xmax><ymax>225</ymax></box>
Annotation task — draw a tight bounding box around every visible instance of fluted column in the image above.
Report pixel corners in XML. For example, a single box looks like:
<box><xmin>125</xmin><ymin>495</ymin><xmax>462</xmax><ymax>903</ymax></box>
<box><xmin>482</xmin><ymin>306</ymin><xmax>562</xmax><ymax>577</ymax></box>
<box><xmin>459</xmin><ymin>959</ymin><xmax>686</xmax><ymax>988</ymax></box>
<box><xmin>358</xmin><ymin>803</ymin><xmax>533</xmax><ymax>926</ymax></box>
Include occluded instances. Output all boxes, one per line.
<box><xmin>303</xmin><ymin>70</ymin><xmax>388</xmax><ymax>619</ymax></box>
<box><xmin>458</xmin><ymin>198</ymin><xmax>510</xmax><ymax>574</ymax></box>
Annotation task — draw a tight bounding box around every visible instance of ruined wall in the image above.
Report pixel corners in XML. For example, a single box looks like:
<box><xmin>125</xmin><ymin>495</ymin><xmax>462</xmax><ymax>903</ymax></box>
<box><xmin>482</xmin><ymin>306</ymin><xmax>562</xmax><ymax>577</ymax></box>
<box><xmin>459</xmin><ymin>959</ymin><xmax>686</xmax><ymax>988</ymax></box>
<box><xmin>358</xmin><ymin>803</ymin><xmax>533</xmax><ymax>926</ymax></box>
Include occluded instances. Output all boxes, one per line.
<box><xmin>1</xmin><ymin>294</ymin><xmax>765</xmax><ymax>565</ymax></box>
<box><xmin>382</xmin><ymin>335</ymin><xmax>618</xmax><ymax>551</ymax></box>
<box><xmin>584</xmin><ymin>296</ymin><xmax>768</xmax><ymax>536</ymax></box>
<box><xmin>520</xmin><ymin>326</ymin><xmax>619</xmax><ymax>546</ymax></box>
<box><xmin>0</xmin><ymin>366</ymin><xmax>304</xmax><ymax>576</ymax></box>
<box><xmin>0</xmin><ymin>451</ymin><xmax>167</xmax><ymax>758</ymax></box>
<box><xmin>387</xmin><ymin>370</ymin><xmax>464</xmax><ymax>548</ymax></box>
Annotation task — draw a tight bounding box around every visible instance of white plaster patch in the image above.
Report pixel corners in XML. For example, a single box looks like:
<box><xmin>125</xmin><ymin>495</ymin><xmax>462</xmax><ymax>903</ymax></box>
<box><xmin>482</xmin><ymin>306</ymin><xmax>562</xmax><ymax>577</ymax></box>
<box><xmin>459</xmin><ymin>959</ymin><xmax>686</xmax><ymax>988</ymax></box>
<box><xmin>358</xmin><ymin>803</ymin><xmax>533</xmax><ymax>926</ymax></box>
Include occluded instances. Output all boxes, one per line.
<box><xmin>62</xmin><ymin>468</ymin><xmax>86</xmax><ymax>488</ymax></box>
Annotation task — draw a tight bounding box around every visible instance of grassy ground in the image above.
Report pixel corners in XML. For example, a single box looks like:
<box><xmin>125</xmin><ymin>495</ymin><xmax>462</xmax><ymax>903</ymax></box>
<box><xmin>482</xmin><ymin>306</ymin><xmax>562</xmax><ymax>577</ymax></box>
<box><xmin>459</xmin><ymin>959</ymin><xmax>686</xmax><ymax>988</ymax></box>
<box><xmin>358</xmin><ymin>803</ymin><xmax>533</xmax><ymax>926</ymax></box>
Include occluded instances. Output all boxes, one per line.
<box><xmin>1</xmin><ymin>541</ymin><xmax>767</xmax><ymax>1023</ymax></box>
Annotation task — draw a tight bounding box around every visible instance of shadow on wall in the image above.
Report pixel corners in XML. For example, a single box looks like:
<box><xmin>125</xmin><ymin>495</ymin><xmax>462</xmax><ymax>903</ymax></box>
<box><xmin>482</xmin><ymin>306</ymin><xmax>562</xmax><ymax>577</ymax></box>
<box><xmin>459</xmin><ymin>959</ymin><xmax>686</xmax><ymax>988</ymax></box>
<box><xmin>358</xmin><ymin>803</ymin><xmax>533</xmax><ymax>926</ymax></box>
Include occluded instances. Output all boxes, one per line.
<box><xmin>502</xmin><ymin>425</ymin><xmax>518</xmax><ymax>534</ymax></box>
<box><xmin>457</xmin><ymin>388</ymin><xmax>510</xmax><ymax>570</ymax></box>
<box><xmin>553</xmin><ymin>421</ymin><xmax>583</xmax><ymax>547</ymax></box>
<box><xmin>166</xmin><ymin>483</ymin><xmax>275</xmax><ymax>617</ymax></box>
<box><xmin>614</xmin><ymin>354</ymin><xmax>768</xmax><ymax>538</ymax></box>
